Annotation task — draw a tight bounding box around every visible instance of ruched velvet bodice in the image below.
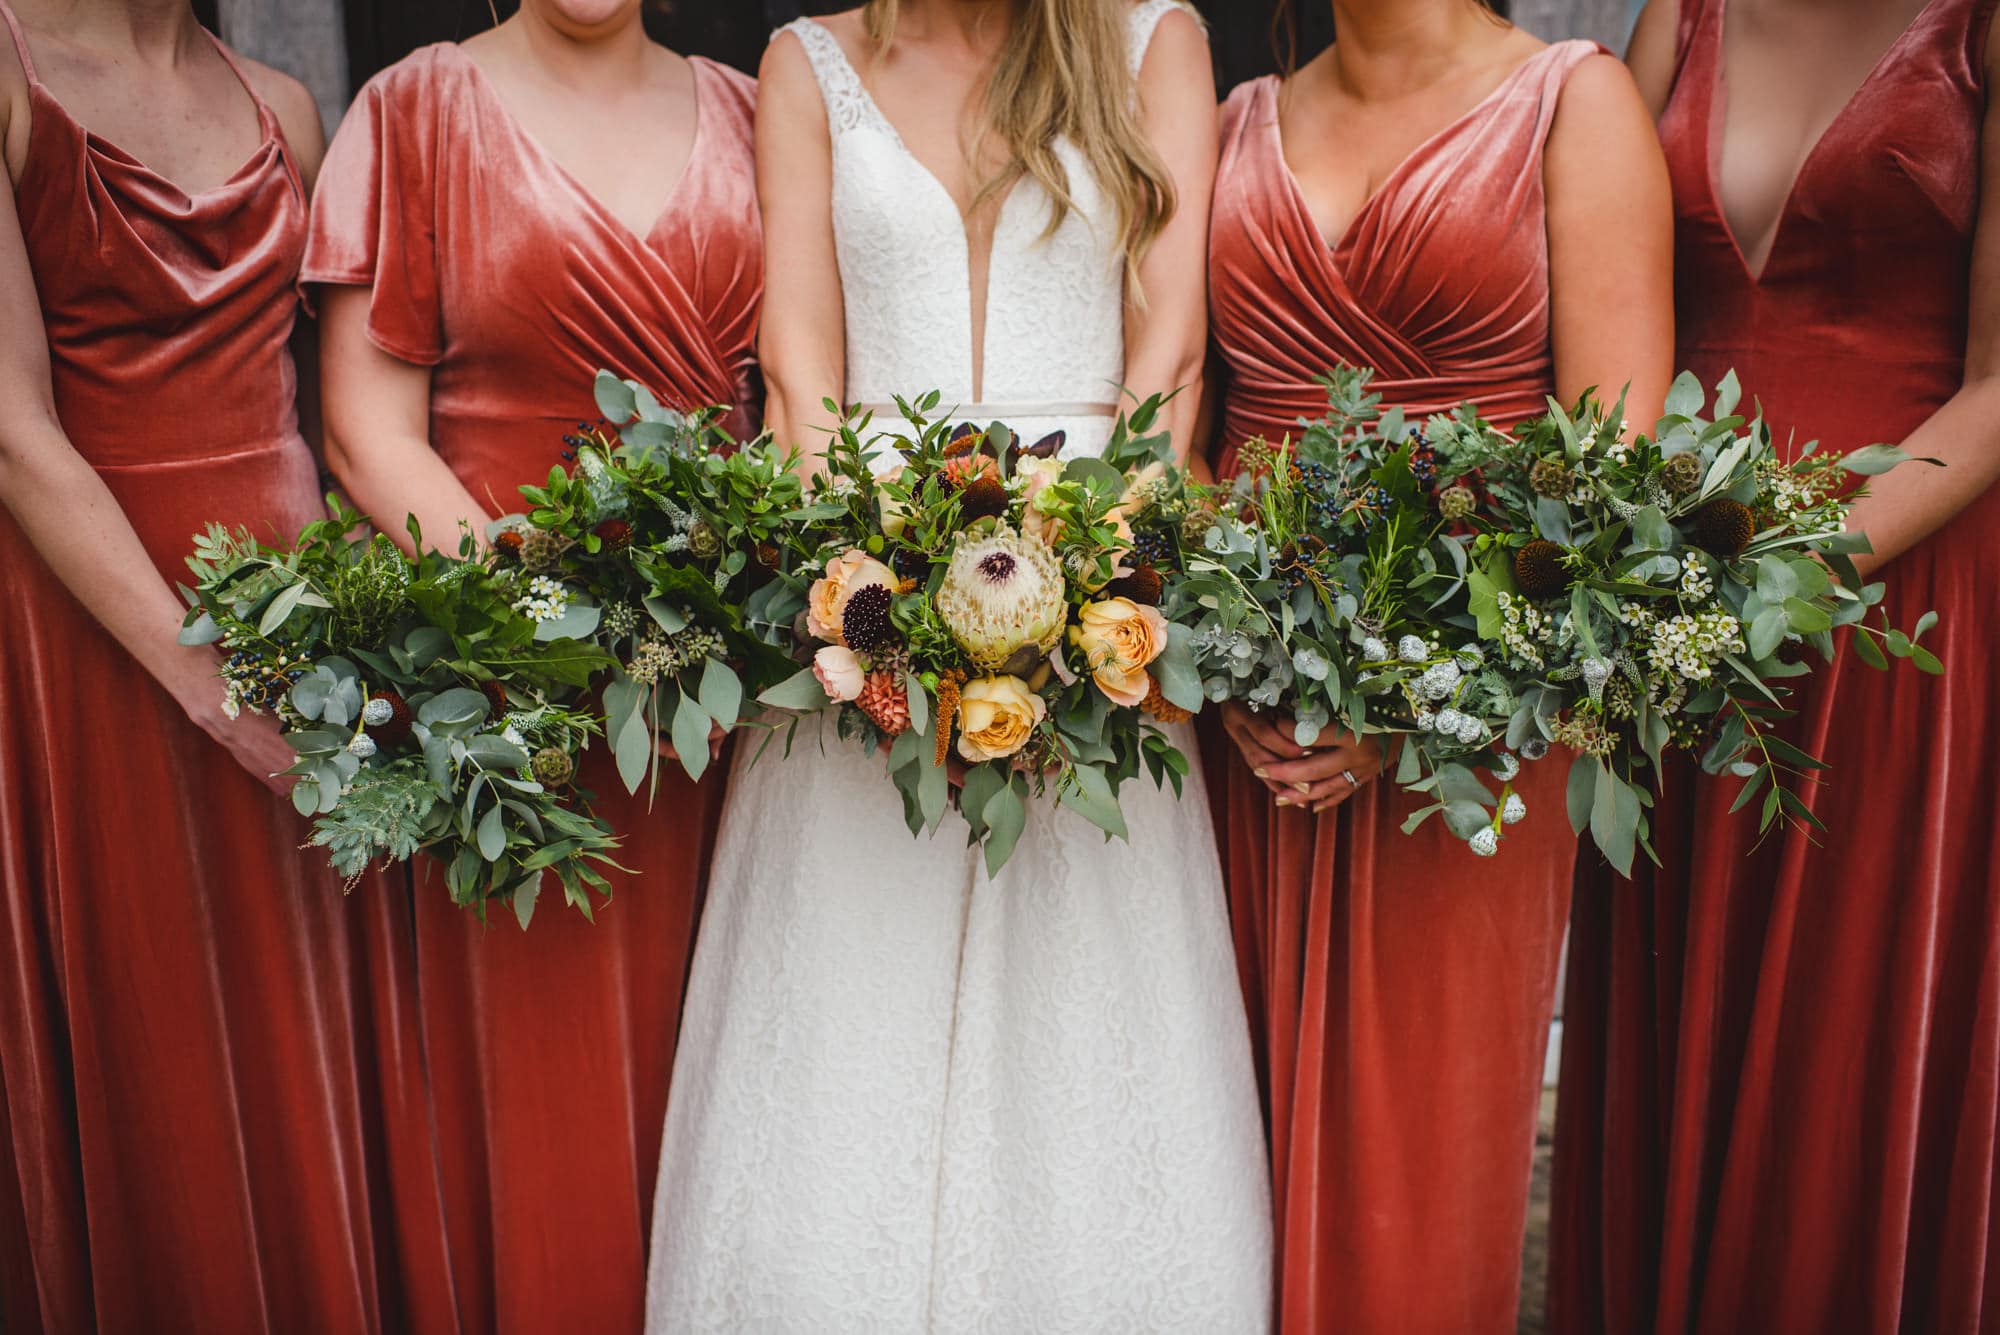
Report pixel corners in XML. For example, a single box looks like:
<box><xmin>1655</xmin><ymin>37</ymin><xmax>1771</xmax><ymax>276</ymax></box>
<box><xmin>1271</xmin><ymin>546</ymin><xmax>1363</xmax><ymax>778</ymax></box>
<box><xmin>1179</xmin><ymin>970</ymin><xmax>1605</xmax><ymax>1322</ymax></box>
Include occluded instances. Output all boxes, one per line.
<box><xmin>1210</xmin><ymin>41</ymin><xmax>1601</xmax><ymax>469</ymax></box>
<box><xmin>303</xmin><ymin>45</ymin><xmax>762</xmax><ymax>509</ymax></box>
<box><xmin>1663</xmin><ymin>0</ymin><xmax>1986</xmax><ymax>456</ymax></box>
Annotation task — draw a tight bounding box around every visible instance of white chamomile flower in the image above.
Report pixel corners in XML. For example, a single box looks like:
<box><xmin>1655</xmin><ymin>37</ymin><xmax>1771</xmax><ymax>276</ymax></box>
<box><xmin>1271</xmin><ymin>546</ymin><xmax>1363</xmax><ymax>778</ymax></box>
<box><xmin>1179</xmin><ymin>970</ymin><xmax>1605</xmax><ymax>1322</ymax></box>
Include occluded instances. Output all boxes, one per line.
<box><xmin>1469</xmin><ymin>827</ymin><xmax>1501</xmax><ymax>857</ymax></box>
<box><xmin>1502</xmin><ymin>793</ymin><xmax>1527</xmax><ymax>825</ymax></box>
<box><xmin>1397</xmin><ymin>634</ymin><xmax>1429</xmax><ymax>664</ymax></box>
<box><xmin>347</xmin><ymin>733</ymin><xmax>379</xmax><ymax>760</ymax></box>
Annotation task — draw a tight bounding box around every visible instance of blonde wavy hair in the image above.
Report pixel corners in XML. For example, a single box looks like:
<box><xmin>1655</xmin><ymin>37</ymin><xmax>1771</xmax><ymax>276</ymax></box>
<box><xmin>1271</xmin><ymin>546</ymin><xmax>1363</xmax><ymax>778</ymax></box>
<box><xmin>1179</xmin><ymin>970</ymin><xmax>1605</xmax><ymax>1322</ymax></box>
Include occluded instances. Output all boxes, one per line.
<box><xmin>862</xmin><ymin>0</ymin><xmax>1184</xmax><ymax>291</ymax></box>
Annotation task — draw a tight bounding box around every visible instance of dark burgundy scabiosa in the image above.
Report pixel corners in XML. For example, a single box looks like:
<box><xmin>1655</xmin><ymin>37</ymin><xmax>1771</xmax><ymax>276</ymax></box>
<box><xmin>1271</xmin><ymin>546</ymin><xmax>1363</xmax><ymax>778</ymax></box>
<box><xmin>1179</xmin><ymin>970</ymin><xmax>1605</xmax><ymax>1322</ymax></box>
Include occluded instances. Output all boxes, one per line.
<box><xmin>1107</xmin><ymin>564</ymin><xmax>1164</xmax><ymax>607</ymax></box>
<box><xmin>493</xmin><ymin>529</ymin><xmax>526</xmax><ymax>559</ymax></box>
<box><xmin>362</xmin><ymin>690</ymin><xmax>414</xmax><ymax>748</ymax></box>
<box><xmin>1690</xmin><ymin>497</ymin><xmax>1757</xmax><ymax>557</ymax></box>
<box><xmin>839</xmin><ymin>581</ymin><xmax>898</xmax><ymax>655</ymax></box>
<box><xmin>1513</xmin><ymin>539</ymin><xmax>1572</xmax><ymax>599</ymax></box>
<box><xmin>593</xmin><ymin>518</ymin><xmax>633</xmax><ymax>550</ymax></box>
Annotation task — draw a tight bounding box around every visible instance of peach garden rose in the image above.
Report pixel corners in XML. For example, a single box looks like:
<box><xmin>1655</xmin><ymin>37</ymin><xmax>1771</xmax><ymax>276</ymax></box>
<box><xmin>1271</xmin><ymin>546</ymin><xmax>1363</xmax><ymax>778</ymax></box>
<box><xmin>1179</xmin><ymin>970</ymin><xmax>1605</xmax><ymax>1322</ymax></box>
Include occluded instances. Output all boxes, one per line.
<box><xmin>1070</xmin><ymin>596</ymin><xmax>1169</xmax><ymax>707</ymax></box>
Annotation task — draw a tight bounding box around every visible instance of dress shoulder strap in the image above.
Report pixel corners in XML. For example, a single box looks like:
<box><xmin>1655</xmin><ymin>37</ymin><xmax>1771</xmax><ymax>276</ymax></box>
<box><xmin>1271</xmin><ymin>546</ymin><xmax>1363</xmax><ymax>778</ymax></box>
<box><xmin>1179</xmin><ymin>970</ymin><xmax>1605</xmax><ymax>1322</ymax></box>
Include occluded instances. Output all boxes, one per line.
<box><xmin>775</xmin><ymin>18</ymin><xmax>881</xmax><ymax>141</ymax></box>
<box><xmin>0</xmin><ymin>0</ymin><xmax>39</xmax><ymax>85</ymax></box>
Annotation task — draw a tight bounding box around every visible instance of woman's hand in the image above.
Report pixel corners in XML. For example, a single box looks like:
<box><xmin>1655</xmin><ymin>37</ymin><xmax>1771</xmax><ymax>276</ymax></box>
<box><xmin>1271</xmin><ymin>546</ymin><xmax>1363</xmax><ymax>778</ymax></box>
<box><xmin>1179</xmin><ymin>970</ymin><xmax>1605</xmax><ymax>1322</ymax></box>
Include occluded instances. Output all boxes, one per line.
<box><xmin>173</xmin><ymin>671</ymin><xmax>297</xmax><ymax>795</ymax></box>
<box><xmin>1220</xmin><ymin>702</ymin><xmax>1386</xmax><ymax>814</ymax></box>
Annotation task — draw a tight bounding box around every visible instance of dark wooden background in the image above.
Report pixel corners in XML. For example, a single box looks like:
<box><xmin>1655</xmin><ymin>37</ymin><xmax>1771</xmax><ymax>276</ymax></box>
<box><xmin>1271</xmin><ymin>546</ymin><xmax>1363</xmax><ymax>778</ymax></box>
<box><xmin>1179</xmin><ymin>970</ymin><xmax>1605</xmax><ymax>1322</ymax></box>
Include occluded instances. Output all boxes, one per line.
<box><xmin>339</xmin><ymin>1</ymin><xmax>1337</xmax><ymax>95</ymax></box>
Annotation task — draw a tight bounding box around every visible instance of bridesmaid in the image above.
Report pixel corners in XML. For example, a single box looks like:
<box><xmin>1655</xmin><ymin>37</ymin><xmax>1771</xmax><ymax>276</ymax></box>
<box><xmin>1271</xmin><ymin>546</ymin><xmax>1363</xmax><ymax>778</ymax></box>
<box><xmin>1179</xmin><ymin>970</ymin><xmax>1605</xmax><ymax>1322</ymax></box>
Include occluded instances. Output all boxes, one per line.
<box><xmin>1205</xmin><ymin>1</ymin><xmax>1672</xmax><ymax>1329</ymax></box>
<box><xmin>304</xmin><ymin>0</ymin><xmax>760</xmax><ymax>1328</ymax></box>
<box><xmin>0</xmin><ymin>2</ymin><xmax>390</xmax><ymax>1332</ymax></box>
<box><xmin>1550</xmin><ymin>1</ymin><xmax>2000</xmax><ymax>1331</ymax></box>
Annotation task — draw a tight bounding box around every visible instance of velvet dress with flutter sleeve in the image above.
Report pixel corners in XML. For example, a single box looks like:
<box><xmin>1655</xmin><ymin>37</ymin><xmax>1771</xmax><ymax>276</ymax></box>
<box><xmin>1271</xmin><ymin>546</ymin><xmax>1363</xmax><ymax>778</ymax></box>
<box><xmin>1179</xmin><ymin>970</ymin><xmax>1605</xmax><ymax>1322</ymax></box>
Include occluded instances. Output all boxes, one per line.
<box><xmin>1550</xmin><ymin>2</ymin><xmax>2000</xmax><ymax>1331</ymax></box>
<box><xmin>0</xmin><ymin>8</ymin><xmax>390</xmax><ymax>1333</ymax></box>
<box><xmin>302</xmin><ymin>46</ymin><xmax>760</xmax><ymax>1333</ymax></box>
<box><xmin>1206</xmin><ymin>42</ymin><xmax>1602</xmax><ymax>1334</ymax></box>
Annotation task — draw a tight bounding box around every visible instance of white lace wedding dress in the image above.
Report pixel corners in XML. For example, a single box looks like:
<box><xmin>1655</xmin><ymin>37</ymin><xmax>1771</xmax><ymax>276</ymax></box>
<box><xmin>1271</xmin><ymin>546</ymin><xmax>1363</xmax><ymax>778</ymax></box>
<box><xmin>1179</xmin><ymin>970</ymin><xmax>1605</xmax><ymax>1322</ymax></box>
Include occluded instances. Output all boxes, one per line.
<box><xmin>645</xmin><ymin>6</ymin><xmax>1272</xmax><ymax>1331</ymax></box>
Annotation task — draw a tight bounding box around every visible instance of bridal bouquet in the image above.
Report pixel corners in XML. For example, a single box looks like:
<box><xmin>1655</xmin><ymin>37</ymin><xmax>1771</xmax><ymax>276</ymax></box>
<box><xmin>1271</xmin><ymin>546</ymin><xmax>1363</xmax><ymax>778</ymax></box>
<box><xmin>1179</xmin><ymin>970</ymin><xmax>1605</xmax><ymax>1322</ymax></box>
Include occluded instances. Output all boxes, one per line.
<box><xmin>180</xmin><ymin>503</ymin><xmax>622</xmax><ymax>922</ymax></box>
<box><xmin>493</xmin><ymin>372</ymin><xmax>806</xmax><ymax>792</ymax></box>
<box><xmin>1186</xmin><ymin>368</ymin><xmax>1941</xmax><ymax>874</ymax></box>
<box><xmin>758</xmin><ymin>393</ymin><xmax>1207</xmax><ymax>873</ymax></box>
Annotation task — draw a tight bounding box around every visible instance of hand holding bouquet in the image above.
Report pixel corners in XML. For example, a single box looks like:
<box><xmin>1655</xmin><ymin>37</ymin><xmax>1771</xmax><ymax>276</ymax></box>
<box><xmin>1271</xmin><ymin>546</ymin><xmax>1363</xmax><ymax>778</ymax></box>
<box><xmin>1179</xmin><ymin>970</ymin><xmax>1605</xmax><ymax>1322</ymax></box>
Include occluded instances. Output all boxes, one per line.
<box><xmin>1185</xmin><ymin>367</ymin><xmax>1942</xmax><ymax>874</ymax></box>
<box><xmin>181</xmin><ymin>503</ymin><xmax>620</xmax><ymax>924</ymax></box>
<box><xmin>758</xmin><ymin>393</ymin><xmax>1207</xmax><ymax>873</ymax></box>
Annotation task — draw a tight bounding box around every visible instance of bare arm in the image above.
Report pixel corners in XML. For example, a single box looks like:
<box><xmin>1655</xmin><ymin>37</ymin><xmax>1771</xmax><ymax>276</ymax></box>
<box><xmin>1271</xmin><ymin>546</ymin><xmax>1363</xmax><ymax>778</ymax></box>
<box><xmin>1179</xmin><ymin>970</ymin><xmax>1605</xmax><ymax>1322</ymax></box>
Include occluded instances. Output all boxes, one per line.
<box><xmin>318</xmin><ymin>287</ymin><xmax>488</xmax><ymax>554</ymax></box>
<box><xmin>1624</xmin><ymin>0</ymin><xmax>1679</xmax><ymax>119</ymax></box>
<box><xmin>755</xmin><ymin>32</ymin><xmax>846</xmax><ymax>473</ymax></box>
<box><xmin>1122</xmin><ymin>8</ymin><xmax>1218</xmax><ymax>463</ymax></box>
<box><xmin>1545</xmin><ymin>52</ymin><xmax>1676</xmax><ymax>434</ymax></box>
<box><xmin>0</xmin><ymin>72</ymin><xmax>292</xmax><ymax>787</ymax></box>
<box><xmin>1841</xmin><ymin>12</ymin><xmax>2000</xmax><ymax>576</ymax></box>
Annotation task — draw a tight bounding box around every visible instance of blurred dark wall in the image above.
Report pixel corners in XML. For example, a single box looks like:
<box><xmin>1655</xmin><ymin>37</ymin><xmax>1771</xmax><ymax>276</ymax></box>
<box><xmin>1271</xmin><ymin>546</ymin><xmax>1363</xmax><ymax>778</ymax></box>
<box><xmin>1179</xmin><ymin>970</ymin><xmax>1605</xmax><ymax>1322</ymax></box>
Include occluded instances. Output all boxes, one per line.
<box><xmin>341</xmin><ymin>1</ymin><xmax>1327</xmax><ymax>97</ymax></box>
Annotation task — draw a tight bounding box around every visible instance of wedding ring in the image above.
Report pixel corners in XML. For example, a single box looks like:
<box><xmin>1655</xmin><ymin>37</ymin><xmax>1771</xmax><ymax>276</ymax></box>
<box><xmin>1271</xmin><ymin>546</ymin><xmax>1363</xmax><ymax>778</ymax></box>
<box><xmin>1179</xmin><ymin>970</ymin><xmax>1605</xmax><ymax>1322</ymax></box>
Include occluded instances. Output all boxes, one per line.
<box><xmin>1342</xmin><ymin>769</ymin><xmax>1359</xmax><ymax>788</ymax></box>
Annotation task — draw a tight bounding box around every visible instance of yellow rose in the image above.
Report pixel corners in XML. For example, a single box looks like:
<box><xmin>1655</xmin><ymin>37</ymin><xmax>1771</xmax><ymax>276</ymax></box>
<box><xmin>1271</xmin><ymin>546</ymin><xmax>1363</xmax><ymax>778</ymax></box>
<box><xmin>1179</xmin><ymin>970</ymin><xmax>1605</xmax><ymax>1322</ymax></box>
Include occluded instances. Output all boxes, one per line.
<box><xmin>1070</xmin><ymin>597</ymin><xmax>1169</xmax><ymax>707</ymax></box>
<box><xmin>806</xmin><ymin>549</ymin><xmax>898</xmax><ymax>643</ymax></box>
<box><xmin>956</xmin><ymin>675</ymin><xmax>1046</xmax><ymax>763</ymax></box>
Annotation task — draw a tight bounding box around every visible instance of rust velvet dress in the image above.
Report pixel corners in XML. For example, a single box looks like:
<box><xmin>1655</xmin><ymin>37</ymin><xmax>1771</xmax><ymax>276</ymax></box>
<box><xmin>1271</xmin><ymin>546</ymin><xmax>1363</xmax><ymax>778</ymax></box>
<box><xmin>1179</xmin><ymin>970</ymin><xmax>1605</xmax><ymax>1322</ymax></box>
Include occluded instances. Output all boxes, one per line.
<box><xmin>302</xmin><ymin>46</ymin><xmax>760</xmax><ymax>1333</ymax></box>
<box><xmin>1550</xmin><ymin>2</ymin><xmax>2000</xmax><ymax>1332</ymax></box>
<box><xmin>1207</xmin><ymin>42</ymin><xmax>1602</xmax><ymax>1333</ymax></box>
<box><xmin>0</xmin><ymin>8</ymin><xmax>390</xmax><ymax>1333</ymax></box>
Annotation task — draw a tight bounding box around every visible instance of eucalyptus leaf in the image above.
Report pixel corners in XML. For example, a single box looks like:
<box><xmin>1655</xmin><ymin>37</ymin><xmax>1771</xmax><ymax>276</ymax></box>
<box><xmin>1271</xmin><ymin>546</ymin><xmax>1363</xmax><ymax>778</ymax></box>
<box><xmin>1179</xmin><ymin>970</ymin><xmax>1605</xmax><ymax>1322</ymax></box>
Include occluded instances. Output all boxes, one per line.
<box><xmin>697</xmin><ymin>658</ymin><xmax>744</xmax><ymax>728</ymax></box>
<box><xmin>593</xmin><ymin>370</ymin><xmax>637</xmax><ymax>422</ymax></box>
<box><xmin>476</xmin><ymin>803</ymin><xmax>506</xmax><ymax>861</ymax></box>
<box><xmin>983</xmin><ymin>778</ymin><xmax>1028</xmax><ymax>875</ymax></box>
<box><xmin>759</xmin><ymin>667</ymin><xmax>832</xmax><ymax>712</ymax></box>
<box><xmin>671</xmin><ymin>692</ymin><xmax>713</xmax><ymax>783</ymax></box>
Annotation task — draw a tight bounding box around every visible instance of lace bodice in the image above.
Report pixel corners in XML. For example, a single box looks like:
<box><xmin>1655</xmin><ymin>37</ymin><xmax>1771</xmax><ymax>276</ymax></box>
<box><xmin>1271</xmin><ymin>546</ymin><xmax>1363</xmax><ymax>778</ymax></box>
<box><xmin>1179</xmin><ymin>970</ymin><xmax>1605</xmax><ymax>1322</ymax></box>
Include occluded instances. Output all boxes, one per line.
<box><xmin>780</xmin><ymin>1</ymin><xmax>1183</xmax><ymax>447</ymax></box>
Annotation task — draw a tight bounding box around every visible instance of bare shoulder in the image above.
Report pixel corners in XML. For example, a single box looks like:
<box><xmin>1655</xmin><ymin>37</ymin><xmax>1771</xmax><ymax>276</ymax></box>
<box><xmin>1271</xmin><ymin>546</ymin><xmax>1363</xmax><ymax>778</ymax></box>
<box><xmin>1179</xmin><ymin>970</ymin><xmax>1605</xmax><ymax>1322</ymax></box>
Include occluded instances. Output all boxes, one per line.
<box><xmin>1550</xmin><ymin>48</ymin><xmax>1654</xmax><ymax>147</ymax></box>
<box><xmin>233</xmin><ymin>53</ymin><xmax>326</xmax><ymax>183</ymax></box>
<box><xmin>1140</xmin><ymin>3</ymin><xmax>1212</xmax><ymax>79</ymax></box>
<box><xmin>757</xmin><ymin>20</ymin><xmax>826</xmax><ymax>116</ymax></box>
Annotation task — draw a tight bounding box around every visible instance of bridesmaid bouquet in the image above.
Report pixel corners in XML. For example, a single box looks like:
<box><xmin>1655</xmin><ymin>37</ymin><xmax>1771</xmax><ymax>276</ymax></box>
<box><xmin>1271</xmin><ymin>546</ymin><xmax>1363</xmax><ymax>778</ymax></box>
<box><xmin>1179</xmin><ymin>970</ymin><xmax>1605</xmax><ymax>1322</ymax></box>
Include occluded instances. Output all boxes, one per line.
<box><xmin>757</xmin><ymin>393</ymin><xmax>1207</xmax><ymax>873</ymax></box>
<box><xmin>489</xmin><ymin>372</ymin><xmax>806</xmax><ymax>792</ymax></box>
<box><xmin>1185</xmin><ymin>368</ymin><xmax>1942</xmax><ymax>874</ymax></box>
<box><xmin>180</xmin><ymin>504</ymin><xmax>623</xmax><ymax>923</ymax></box>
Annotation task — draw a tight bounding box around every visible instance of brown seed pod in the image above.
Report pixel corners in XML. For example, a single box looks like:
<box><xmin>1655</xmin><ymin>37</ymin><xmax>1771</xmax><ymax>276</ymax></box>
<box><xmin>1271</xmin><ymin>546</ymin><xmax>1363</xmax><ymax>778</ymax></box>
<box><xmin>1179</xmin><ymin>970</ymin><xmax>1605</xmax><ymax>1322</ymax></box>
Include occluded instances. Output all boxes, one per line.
<box><xmin>1512</xmin><ymin>539</ymin><xmax>1572</xmax><ymax>599</ymax></box>
<box><xmin>1690</xmin><ymin>497</ymin><xmax>1757</xmax><ymax>557</ymax></box>
<box><xmin>1107</xmin><ymin>564</ymin><xmax>1164</xmax><ymax>607</ymax></box>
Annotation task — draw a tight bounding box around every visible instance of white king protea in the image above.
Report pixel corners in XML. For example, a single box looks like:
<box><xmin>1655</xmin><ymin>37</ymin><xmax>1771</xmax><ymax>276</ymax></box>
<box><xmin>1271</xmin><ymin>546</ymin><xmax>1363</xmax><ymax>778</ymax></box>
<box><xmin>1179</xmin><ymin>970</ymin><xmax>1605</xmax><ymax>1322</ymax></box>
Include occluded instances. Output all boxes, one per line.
<box><xmin>935</xmin><ymin>528</ymin><xmax>1068</xmax><ymax>669</ymax></box>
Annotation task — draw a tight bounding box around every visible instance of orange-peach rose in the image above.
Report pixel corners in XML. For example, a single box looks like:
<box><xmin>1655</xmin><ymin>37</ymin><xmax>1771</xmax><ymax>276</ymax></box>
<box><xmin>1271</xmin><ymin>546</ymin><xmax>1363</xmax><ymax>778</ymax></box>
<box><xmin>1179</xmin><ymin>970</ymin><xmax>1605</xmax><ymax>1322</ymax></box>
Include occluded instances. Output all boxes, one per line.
<box><xmin>806</xmin><ymin>549</ymin><xmax>898</xmax><ymax>643</ymax></box>
<box><xmin>1069</xmin><ymin>597</ymin><xmax>1169</xmax><ymax>707</ymax></box>
<box><xmin>956</xmin><ymin>675</ymin><xmax>1046</xmax><ymax>763</ymax></box>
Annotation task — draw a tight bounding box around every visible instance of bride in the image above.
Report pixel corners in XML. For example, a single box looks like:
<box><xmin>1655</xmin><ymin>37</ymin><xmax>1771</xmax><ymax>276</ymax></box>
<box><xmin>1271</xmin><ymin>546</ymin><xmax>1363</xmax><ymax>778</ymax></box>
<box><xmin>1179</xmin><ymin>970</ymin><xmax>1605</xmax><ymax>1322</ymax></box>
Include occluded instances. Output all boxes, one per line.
<box><xmin>646</xmin><ymin>2</ymin><xmax>1271</xmax><ymax>1330</ymax></box>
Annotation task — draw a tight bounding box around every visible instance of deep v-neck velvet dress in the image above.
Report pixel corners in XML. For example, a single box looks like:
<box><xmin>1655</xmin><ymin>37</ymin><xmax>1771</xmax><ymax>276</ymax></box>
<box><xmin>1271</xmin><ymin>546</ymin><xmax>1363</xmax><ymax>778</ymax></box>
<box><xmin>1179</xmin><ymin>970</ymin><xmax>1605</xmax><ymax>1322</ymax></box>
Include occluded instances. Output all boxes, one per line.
<box><xmin>1207</xmin><ymin>43</ymin><xmax>1601</xmax><ymax>1334</ymax></box>
<box><xmin>1550</xmin><ymin>2</ymin><xmax>2000</xmax><ymax>1332</ymax></box>
<box><xmin>0</xmin><ymin>9</ymin><xmax>391</xmax><ymax>1334</ymax></box>
<box><xmin>303</xmin><ymin>45</ymin><xmax>761</xmax><ymax>1334</ymax></box>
